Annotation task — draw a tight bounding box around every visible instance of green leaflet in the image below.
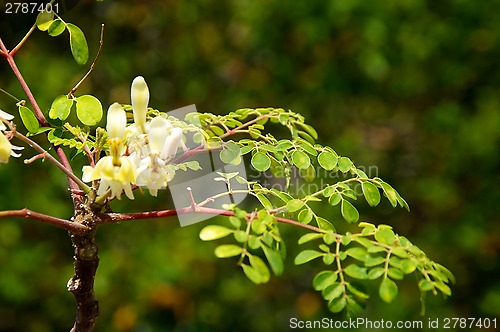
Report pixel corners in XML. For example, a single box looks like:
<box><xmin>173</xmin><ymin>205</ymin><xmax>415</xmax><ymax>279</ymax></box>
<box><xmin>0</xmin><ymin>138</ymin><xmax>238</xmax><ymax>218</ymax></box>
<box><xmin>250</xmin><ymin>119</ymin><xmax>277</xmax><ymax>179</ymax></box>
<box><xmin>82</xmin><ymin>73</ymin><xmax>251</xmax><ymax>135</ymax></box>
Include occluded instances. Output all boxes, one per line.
<box><xmin>67</xmin><ymin>23</ymin><xmax>89</xmax><ymax>65</ymax></box>
<box><xmin>199</xmin><ymin>225</ymin><xmax>233</xmax><ymax>241</ymax></box>
<box><xmin>76</xmin><ymin>95</ymin><xmax>103</xmax><ymax>126</ymax></box>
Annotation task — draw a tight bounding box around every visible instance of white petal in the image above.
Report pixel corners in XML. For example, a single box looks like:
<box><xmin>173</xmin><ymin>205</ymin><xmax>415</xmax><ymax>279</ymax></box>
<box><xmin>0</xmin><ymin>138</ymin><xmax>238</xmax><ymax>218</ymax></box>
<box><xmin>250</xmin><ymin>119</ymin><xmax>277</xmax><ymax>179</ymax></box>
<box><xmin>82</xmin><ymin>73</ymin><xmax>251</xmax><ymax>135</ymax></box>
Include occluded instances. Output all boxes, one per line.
<box><xmin>160</xmin><ymin>127</ymin><xmax>182</xmax><ymax>161</ymax></box>
<box><xmin>0</xmin><ymin>109</ymin><xmax>14</xmax><ymax>121</ymax></box>
<box><xmin>148</xmin><ymin>116</ymin><xmax>171</xmax><ymax>153</ymax></box>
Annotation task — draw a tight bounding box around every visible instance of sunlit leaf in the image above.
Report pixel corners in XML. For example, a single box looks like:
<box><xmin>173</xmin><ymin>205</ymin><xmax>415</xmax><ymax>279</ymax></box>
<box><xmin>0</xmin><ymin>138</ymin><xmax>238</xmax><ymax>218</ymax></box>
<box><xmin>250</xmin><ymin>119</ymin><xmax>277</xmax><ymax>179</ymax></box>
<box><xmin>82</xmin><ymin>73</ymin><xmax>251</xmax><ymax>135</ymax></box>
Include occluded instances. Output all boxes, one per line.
<box><xmin>214</xmin><ymin>244</ymin><xmax>243</xmax><ymax>258</ymax></box>
<box><xmin>286</xmin><ymin>199</ymin><xmax>304</xmax><ymax>213</ymax></box>
<box><xmin>344</xmin><ymin>264</ymin><xmax>369</xmax><ymax>279</ymax></box>
<box><xmin>48</xmin><ymin>19</ymin><xmax>66</xmax><ymax>37</ymax></box>
<box><xmin>18</xmin><ymin>106</ymin><xmax>39</xmax><ymax>134</ymax></box>
<box><xmin>318</xmin><ymin>151</ymin><xmax>338</xmax><ymax>170</ymax></box>
<box><xmin>249</xmin><ymin>255</ymin><xmax>270</xmax><ymax>283</ymax></box>
<box><xmin>291</xmin><ymin>150</ymin><xmax>310</xmax><ymax>169</ymax></box>
<box><xmin>76</xmin><ymin>95</ymin><xmax>102</xmax><ymax>126</ymax></box>
<box><xmin>251</xmin><ymin>152</ymin><xmax>271</xmax><ymax>172</ymax></box>
<box><xmin>199</xmin><ymin>225</ymin><xmax>233</xmax><ymax>241</ymax></box>
<box><xmin>36</xmin><ymin>11</ymin><xmax>54</xmax><ymax>31</ymax></box>
<box><xmin>362</xmin><ymin>181</ymin><xmax>381</xmax><ymax>207</ymax></box>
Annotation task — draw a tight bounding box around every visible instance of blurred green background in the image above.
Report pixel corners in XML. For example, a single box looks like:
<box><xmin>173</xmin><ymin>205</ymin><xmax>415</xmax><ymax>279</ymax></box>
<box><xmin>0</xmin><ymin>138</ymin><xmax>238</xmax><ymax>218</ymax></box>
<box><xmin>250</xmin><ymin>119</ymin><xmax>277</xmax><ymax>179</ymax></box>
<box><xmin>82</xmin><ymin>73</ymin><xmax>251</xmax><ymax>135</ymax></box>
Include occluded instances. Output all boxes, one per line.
<box><xmin>1</xmin><ymin>0</ymin><xmax>499</xmax><ymax>331</ymax></box>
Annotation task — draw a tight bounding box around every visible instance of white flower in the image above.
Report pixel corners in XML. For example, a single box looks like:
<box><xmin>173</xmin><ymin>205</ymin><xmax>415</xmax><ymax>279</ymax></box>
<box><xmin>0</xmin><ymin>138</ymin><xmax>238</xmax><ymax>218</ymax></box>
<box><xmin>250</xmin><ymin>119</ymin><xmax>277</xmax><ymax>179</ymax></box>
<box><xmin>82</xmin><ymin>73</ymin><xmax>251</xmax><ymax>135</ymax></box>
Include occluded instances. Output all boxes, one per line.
<box><xmin>131</xmin><ymin>76</ymin><xmax>149</xmax><ymax>133</ymax></box>
<box><xmin>0</xmin><ymin>109</ymin><xmax>23</xmax><ymax>164</ymax></box>
<box><xmin>0</xmin><ymin>132</ymin><xmax>12</xmax><ymax>164</ymax></box>
<box><xmin>83</xmin><ymin>155</ymin><xmax>136</xmax><ymax>200</ymax></box>
<box><xmin>132</xmin><ymin>115</ymin><xmax>183</xmax><ymax>196</ymax></box>
<box><xmin>82</xmin><ymin>104</ymin><xmax>136</xmax><ymax>199</ymax></box>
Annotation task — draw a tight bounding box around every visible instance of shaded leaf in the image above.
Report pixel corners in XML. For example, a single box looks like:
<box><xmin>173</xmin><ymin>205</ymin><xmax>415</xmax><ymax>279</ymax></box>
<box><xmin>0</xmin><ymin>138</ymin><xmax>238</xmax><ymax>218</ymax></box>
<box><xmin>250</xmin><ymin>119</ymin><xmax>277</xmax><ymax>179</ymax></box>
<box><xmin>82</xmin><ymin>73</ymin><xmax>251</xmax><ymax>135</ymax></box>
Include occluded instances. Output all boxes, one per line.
<box><xmin>262</xmin><ymin>245</ymin><xmax>284</xmax><ymax>276</ymax></box>
<box><xmin>249</xmin><ymin>255</ymin><xmax>270</xmax><ymax>283</ymax></box>
<box><xmin>379</xmin><ymin>278</ymin><xmax>398</xmax><ymax>303</ymax></box>
<box><xmin>344</xmin><ymin>264</ymin><xmax>369</xmax><ymax>279</ymax></box>
<box><xmin>48</xmin><ymin>19</ymin><xmax>66</xmax><ymax>36</ymax></box>
<box><xmin>67</xmin><ymin>23</ymin><xmax>89</xmax><ymax>65</ymax></box>
<box><xmin>313</xmin><ymin>270</ymin><xmax>338</xmax><ymax>291</ymax></box>
<box><xmin>241</xmin><ymin>264</ymin><xmax>263</xmax><ymax>284</ymax></box>
<box><xmin>323</xmin><ymin>282</ymin><xmax>345</xmax><ymax>301</ymax></box>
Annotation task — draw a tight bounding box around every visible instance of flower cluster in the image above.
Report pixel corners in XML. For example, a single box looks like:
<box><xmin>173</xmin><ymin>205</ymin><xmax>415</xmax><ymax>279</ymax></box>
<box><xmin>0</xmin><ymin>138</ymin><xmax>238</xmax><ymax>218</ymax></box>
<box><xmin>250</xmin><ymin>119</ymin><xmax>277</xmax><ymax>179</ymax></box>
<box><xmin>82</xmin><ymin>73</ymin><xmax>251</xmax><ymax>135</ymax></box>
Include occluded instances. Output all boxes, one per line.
<box><xmin>0</xmin><ymin>109</ymin><xmax>23</xmax><ymax>164</ymax></box>
<box><xmin>82</xmin><ymin>76</ymin><xmax>183</xmax><ymax>199</ymax></box>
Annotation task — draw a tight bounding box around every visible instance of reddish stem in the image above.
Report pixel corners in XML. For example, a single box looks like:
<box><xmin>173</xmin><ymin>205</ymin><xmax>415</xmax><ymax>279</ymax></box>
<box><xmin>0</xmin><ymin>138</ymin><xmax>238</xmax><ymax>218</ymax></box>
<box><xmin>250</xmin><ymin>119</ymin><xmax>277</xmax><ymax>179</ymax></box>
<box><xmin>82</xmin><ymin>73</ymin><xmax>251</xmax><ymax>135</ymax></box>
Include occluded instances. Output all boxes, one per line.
<box><xmin>0</xmin><ymin>208</ymin><xmax>90</xmax><ymax>235</ymax></box>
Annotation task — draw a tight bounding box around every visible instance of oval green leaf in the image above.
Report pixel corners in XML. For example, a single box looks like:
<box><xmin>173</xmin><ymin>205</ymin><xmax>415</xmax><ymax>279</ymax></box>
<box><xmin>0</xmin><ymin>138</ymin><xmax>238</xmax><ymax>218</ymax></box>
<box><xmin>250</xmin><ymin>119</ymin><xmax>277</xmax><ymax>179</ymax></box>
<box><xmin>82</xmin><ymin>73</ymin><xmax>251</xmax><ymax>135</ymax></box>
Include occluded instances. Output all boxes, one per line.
<box><xmin>214</xmin><ymin>244</ymin><xmax>243</xmax><ymax>258</ymax></box>
<box><xmin>318</xmin><ymin>152</ymin><xmax>338</xmax><ymax>170</ymax></box>
<box><xmin>36</xmin><ymin>11</ymin><xmax>54</xmax><ymax>31</ymax></box>
<box><xmin>18</xmin><ymin>106</ymin><xmax>39</xmax><ymax>134</ymax></box>
<box><xmin>375</xmin><ymin>229</ymin><xmax>396</xmax><ymax>245</ymax></box>
<box><xmin>286</xmin><ymin>199</ymin><xmax>304</xmax><ymax>213</ymax></box>
<box><xmin>241</xmin><ymin>264</ymin><xmax>263</xmax><ymax>284</ymax></box>
<box><xmin>322</xmin><ymin>282</ymin><xmax>345</xmax><ymax>301</ymax></box>
<box><xmin>341</xmin><ymin>199</ymin><xmax>359</xmax><ymax>223</ymax></box>
<box><xmin>328</xmin><ymin>297</ymin><xmax>347</xmax><ymax>313</ymax></box>
<box><xmin>344</xmin><ymin>264</ymin><xmax>369</xmax><ymax>279</ymax></box>
<box><xmin>199</xmin><ymin>225</ymin><xmax>233</xmax><ymax>241</ymax></box>
<box><xmin>67</xmin><ymin>23</ymin><xmax>89</xmax><ymax>65</ymax></box>
<box><xmin>291</xmin><ymin>150</ymin><xmax>310</xmax><ymax>169</ymax></box>
<box><xmin>379</xmin><ymin>277</ymin><xmax>398</xmax><ymax>303</ymax></box>
<box><xmin>362</xmin><ymin>181</ymin><xmax>381</xmax><ymax>207</ymax></box>
<box><xmin>294</xmin><ymin>250</ymin><xmax>323</xmax><ymax>265</ymax></box>
<box><xmin>48</xmin><ymin>19</ymin><xmax>66</xmax><ymax>37</ymax></box>
<box><xmin>262</xmin><ymin>245</ymin><xmax>284</xmax><ymax>276</ymax></box>
<box><xmin>381</xmin><ymin>182</ymin><xmax>398</xmax><ymax>207</ymax></box>
<box><xmin>313</xmin><ymin>270</ymin><xmax>338</xmax><ymax>291</ymax></box>
<box><xmin>249</xmin><ymin>255</ymin><xmax>270</xmax><ymax>283</ymax></box>
<box><xmin>251</xmin><ymin>152</ymin><xmax>271</xmax><ymax>172</ymax></box>
<box><xmin>76</xmin><ymin>95</ymin><xmax>103</xmax><ymax>126</ymax></box>
<box><xmin>338</xmin><ymin>157</ymin><xmax>353</xmax><ymax>173</ymax></box>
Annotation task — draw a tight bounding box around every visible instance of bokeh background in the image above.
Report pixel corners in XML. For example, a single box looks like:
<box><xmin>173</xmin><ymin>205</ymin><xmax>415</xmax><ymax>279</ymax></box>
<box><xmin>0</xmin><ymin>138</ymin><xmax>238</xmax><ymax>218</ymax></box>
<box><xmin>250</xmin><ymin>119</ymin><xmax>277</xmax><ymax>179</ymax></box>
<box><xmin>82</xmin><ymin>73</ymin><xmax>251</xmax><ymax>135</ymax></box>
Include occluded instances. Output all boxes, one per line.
<box><xmin>0</xmin><ymin>0</ymin><xmax>499</xmax><ymax>331</ymax></box>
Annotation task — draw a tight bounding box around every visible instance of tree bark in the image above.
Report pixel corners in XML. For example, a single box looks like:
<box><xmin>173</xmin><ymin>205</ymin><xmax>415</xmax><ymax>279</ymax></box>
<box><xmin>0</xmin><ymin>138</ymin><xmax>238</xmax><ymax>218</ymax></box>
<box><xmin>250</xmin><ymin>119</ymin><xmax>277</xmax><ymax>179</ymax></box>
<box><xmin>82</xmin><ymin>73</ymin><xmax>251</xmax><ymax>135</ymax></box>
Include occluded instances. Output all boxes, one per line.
<box><xmin>68</xmin><ymin>231</ymin><xmax>100</xmax><ymax>332</ymax></box>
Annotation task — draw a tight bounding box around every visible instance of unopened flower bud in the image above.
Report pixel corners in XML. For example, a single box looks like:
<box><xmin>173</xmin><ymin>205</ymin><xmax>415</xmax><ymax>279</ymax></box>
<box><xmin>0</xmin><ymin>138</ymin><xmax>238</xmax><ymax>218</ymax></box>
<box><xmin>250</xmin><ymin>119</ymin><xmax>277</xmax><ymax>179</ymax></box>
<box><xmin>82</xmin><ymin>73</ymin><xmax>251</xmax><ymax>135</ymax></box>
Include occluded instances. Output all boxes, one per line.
<box><xmin>106</xmin><ymin>103</ymin><xmax>127</xmax><ymax>139</ymax></box>
<box><xmin>148</xmin><ymin>116</ymin><xmax>172</xmax><ymax>153</ymax></box>
<box><xmin>131</xmin><ymin>76</ymin><xmax>149</xmax><ymax>133</ymax></box>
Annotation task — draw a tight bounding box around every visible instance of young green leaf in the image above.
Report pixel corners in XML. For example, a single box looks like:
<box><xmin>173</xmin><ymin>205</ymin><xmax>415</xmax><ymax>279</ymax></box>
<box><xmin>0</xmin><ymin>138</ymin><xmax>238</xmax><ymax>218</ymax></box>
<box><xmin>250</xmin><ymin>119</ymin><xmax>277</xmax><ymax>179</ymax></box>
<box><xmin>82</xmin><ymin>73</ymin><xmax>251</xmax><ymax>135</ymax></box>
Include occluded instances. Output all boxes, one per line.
<box><xmin>379</xmin><ymin>278</ymin><xmax>398</xmax><ymax>303</ymax></box>
<box><xmin>328</xmin><ymin>193</ymin><xmax>342</xmax><ymax>206</ymax></box>
<box><xmin>341</xmin><ymin>200</ymin><xmax>359</xmax><ymax>223</ymax></box>
<box><xmin>362</xmin><ymin>181</ymin><xmax>381</xmax><ymax>207</ymax></box>
<box><xmin>199</xmin><ymin>225</ymin><xmax>233</xmax><ymax>241</ymax></box>
<box><xmin>251</xmin><ymin>152</ymin><xmax>271</xmax><ymax>172</ymax></box>
<box><xmin>328</xmin><ymin>297</ymin><xmax>347</xmax><ymax>313</ymax></box>
<box><xmin>214</xmin><ymin>244</ymin><xmax>243</xmax><ymax>258</ymax></box>
<box><xmin>418</xmin><ymin>280</ymin><xmax>435</xmax><ymax>292</ymax></box>
<box><xmin>316</xmin><ymin>217</ymin><xmax>335</xmax><ymax>231</ymax></box>
<box><xmin>294</xmin><ymin>250</ymin><xmax>323</xmax><ymax>265</ymax></box>
<box><xmin>49</xmin><ymin>95</ymin><xmax>73</xmax><ymax>120</ymax></box>
<box><xmin>18</xmin><ymin>106</ymin><xmax>39</xmax><ymax>134</ymax></box>
<box><xmin>76</xmin><ymin>95</ymin><xmax>103</xmax><ymax>126</ymax></box>
<box><xmin>67</xmin><ymin>23</ymin><xmax>89</xmax><ymax>65</ymax></box>
<box><xmin>256</xmin><ymin>194</ymin><xmax>273</xmax><ymax>210</ymax></box>
<box><xmin>298</xmin><ymin>208</ymin><xmax>313</xmax><ymax>224</ymax></box>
